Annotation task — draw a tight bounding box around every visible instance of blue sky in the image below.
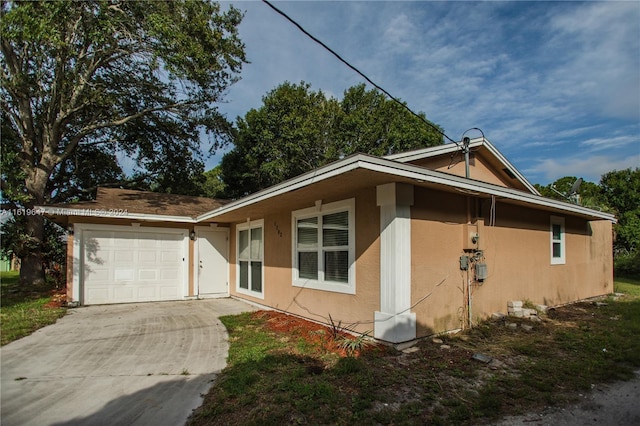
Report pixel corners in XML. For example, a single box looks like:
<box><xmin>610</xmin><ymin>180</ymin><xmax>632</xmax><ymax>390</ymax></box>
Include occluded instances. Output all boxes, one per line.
<box><xmin>212</xmin><ymin>1</ymin><xmax>640</xmax><ymax>185</ymax></box>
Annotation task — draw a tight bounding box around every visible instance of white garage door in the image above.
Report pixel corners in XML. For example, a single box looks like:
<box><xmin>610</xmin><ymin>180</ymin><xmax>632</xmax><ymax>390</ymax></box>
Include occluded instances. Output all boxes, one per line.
<box><xmin>81</xmin><ymin>227</ymin><xmax>187</xmax><ymax>305</ymax></box>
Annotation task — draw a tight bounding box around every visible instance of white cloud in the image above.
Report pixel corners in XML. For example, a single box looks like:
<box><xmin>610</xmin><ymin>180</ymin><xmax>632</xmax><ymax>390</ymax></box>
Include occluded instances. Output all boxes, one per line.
<box><xmin>382</xmin><ymin>13</ymin><xmax>416</xmax><ymax>52</ymax></box>
<box><xmin>545</xmin><ymin>2</ymin><xmax>640</xmax><ymax>120</ymax></box>
<box><xmin>527</xmin><ymin>154</ymin><xmax>640</xmax><ymax>183</ymax></box>
<box><xmin>581</xmin><ymin>134</ymin><xmax>639</xmax><ymax>152</ymax></box>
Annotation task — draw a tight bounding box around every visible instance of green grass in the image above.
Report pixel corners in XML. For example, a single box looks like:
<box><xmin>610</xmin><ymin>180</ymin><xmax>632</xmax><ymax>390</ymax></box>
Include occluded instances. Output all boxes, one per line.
<box><xmin>189</xmin><ymin>279</ymin><xmax>640</xmax><ymax>425</ymax></box>
<box><xmin>1</xmin><ymin>271</ymin><xmax>67</xmax><ymax>346</ymax></box>
<box><xmin>615</xmin><ymin>276</ymin><xmax>640</xmax><ymax>297</ymax></box>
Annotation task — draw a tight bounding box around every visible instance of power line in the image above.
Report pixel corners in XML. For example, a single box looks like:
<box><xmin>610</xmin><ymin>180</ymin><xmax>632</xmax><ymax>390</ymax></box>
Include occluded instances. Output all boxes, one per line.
<box><xmin>261</xmin><ymin>0</ymin><xmax>459</xmax><ymax>146</ymax></box>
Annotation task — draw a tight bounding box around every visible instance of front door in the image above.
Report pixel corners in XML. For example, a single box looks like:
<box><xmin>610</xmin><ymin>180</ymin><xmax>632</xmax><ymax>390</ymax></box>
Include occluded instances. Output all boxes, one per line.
<box><xmin>197</xmin><ymin>229</ymin><xmax>228</xmax><ymax>296</ymax></box>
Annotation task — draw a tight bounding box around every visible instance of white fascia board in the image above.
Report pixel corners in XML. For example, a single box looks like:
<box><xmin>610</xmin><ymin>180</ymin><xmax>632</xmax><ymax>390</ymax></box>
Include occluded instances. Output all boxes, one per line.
<box><xmin>480</xmin><ymin>139</ymin><xmax>540</xmax><ymax>196</ymax></box>
<box><xmin>36</xmin><ymin>206</ymin><xmax>196</xmax><ymax>223</ymax></box>
<box><xmin>360</xmin><ymin>157</ymin><xmax>616</xmax><ymax>222</ymax></box>
<box><xmin>196</xmin><ymin>157</ymin><xmax>362</xmax><ymax>222</ymax></box>
<box><xmin>387</xmin><ymin>138</ymin><xmax>539</xmax><ymax>196</ymax></box>
<box><xmin>384</xmin><ymin>142</ymin><xmax>462</xmax><ymax>161</ymax></box>
<box><xmin>196</xmin><ymin>153</ymin><xmax>616</xmax><ymax>223</ymax></box>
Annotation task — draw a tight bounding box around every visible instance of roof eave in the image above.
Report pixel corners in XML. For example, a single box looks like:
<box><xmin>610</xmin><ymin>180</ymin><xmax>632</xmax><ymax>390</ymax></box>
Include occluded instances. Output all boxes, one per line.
<box><xmin>197</xmin><ymin>154</ymin><xmax>616</xmax><ymax>224</ymax></box>
<box><xmin>36</xmin><ymin>206</ymin><xmax>197</xmax><ymax>223</ymax></box>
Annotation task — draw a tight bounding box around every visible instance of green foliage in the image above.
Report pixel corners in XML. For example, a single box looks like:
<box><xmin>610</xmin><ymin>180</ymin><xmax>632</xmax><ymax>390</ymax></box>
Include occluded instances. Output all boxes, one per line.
<box><xmin>600</xmin><ymin>168</ymin><xmax>640</xmax><ymax>255</ymax></box>
<box><xmin>601</xmin><ymin>168</ymin><xmax>640</xmax><ymax>214</ymax></box>
<box><xmin>534</xmin><ymin>176</ymin><xmax>607</xmax><ymax>210</ymax></box>
<box><xmin>221</xmin><ymin>81</ymin><xmax>443</xmax><ymax>198</ymax></box>
<box><xmin>336</xmin><ymin>332</ymin><xmax>374</xmax><ymax>357</ymax></box>
<box><xmin>201</xmin><ymin>166</ymin><xmax>227</xmax><ymax>198</ymax></box>
<box><xmin>615</xmin><ymin>249</ymin><xmax>640</xmax><ymax>278</ymax></box>
<box><xmin>1</xmin><ymin>0</ymin><xmax>246</xmax><ymax>283</ymax></box>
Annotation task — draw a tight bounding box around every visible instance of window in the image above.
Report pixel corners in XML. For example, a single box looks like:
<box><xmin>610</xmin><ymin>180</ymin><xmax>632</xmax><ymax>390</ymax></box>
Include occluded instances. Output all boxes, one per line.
<box><xmin>550</xmin><ymin>216</ymin><xmax>565</xmax><ymax>265</ymax></box>
<box><xmin>237</xmin><ymin>220</ymin><xmax>263</xmax><ymax>297</ymax></box>
<box><xmin>292</xmin><ymin>199</ymin><xmax>355</xmax><ymax>294</ymax></box>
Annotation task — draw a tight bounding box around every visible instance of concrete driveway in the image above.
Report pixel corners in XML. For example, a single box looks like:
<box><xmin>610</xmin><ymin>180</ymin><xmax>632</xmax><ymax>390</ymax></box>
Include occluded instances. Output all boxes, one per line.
<box><xmin>1</xmin><ymin>298</ymin><xmax>257</xmax><ymax>426</ymax></box>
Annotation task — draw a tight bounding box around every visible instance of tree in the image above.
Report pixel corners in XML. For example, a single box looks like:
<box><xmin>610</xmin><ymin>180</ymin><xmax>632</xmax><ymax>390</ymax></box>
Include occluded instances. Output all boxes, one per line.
<box><xmin>201</xmin><ymin>165</ymin><xmax>227</xmax><ymax>199</ymax></box>
<box><xmin>1</xmin><ymin>0</ymin><xmax>247</xmax><ymax>285</ymax></box>
<box><xmin>600</xmin><ymin>168</ymin><xmax>640</xmax><ymax>255</ymax></box>
<box><xmin>338</xmin><ymin>84</ymin><xmax>442</xmax><ymax>156</ymax></box>
<box><xmin>221</xmin><ymin>82</ymin><xmax>341</xmax><ymax>197</ymax></box>
<box><xmin>534</xmin><ymin>176</ymin><xmax>607</xmax><ymax>210</ymax></box>
<box><xmin>221</xmin><ymin>82</ymin><xmax>443</xmax><ymax>198</ymax></box>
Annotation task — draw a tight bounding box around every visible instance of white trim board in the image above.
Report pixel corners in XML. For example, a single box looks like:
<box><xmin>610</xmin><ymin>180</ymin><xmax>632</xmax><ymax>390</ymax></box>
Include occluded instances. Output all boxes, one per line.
<box><xmin>38</xmin><ymin>206</ymin><xmax>196</xmax><ymax>223</ymax></box>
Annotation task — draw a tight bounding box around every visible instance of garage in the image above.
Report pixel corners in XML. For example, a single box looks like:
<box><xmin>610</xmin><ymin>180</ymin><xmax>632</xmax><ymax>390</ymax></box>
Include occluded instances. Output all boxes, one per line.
<box><xmin>78</xmin><ymin>225</ymin><xmax>189</xmax><ymax>305</ymax></box>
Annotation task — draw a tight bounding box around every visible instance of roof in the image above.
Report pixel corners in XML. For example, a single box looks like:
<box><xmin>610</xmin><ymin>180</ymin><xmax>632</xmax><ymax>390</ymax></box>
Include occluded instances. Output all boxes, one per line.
<box><xmin>38</xmin><ymin>143</ymin><xmax>615</xmax><ymax>226</ymax></box>
<box><xmin>197</xmin><ymin>153</ymin><xmax>616</xmax><ymax>224</ymax></box>
<box><xmin>40</xmin><ymin>187</ymin><xmax>228</xmax><ymax>224</ymax></box>
<box><xmin>385</xmin><ymin>138</ymin><xmax>541</xmax><ymax>195</ymax></box>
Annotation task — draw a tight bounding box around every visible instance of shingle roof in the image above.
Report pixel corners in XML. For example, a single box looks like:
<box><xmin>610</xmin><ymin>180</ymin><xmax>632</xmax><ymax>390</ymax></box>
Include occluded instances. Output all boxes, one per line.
<box><xmin>45</xmin><ymin>187</ymin><xmax>228</xmax><ymax>219</ymax></box>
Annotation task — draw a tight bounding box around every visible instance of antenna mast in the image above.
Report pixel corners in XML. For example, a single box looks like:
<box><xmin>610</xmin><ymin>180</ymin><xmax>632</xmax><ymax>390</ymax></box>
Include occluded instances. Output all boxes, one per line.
<box><xmin>460</xmin><ymin>128</ymin><xmax>485</xmax><ymax>179</ymax></box>
<box><xmin>463</xmin><ymin>137</ymin><xmax>471</xmax><ymax>179</ymax></box>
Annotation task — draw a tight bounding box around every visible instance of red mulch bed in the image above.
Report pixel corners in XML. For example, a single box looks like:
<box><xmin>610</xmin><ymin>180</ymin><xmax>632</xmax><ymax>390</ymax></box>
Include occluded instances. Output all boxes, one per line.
<box><xmin>43</xmin><ymin>288</ymin><xmax>67</xmax><ymax>308</ymax></box>
<box><xmin>251</xmin><ymin>310</ymin><xmax>379</xmax><ymax>357</ymax></box>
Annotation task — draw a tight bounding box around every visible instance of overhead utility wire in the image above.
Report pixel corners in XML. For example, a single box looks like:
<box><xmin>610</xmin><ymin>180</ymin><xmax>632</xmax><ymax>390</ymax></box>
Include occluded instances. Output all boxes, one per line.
<box><xmin>261</xmin><ymin>0</ymin><xmax>459</xmax><ymax>146</ymax></box>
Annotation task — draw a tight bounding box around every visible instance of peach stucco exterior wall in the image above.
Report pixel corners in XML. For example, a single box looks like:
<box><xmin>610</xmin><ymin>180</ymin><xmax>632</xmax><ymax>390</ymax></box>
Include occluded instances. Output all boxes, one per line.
<box><xmin>409</xmin><ymin>190</ymin><xmax>614</xmax><ymax>337</ymax></box>
<box><xmin>228</xmin><ymin>189</ymin><xmax>381</xmax><ymax>332</ymax></box>
<box><xmin>409</xmin><ymin>155</ymin><xmax>513</xmax><ymax>188</ymax></box>
<box><xmin>469</xmin><ymin>202</ymin><xmax>613</xmax><ymax>323</ymax></box>
<box><xmin>411</xmin><ymin>188</ymin><xmax>470</xmax><ymax>335</ymax></box>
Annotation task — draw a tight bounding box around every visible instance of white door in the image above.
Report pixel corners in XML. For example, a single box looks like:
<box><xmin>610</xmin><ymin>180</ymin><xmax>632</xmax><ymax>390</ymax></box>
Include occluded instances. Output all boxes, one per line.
<box><xmin>197</xmin><ymin>229</ymin><xmax>228</xmax><ymax>296</ymax></box>
<box><xmin>81</xmin><ymin>228</ymin><xmax>186</xmax><ymax>305</ymax></box>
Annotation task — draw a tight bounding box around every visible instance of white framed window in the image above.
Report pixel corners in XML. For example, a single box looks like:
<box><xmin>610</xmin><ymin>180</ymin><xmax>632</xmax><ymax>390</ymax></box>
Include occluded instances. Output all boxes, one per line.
<box><xmin>237</xmin><ymin>220</ymin><xmax>264</xmax><ymax>298</ymax></box>
<box><xmin>292</xmin><ymin>199</ymin><xmax>355</xmax><ymax>294</ymax></box>
<box><xmin>550</xmin><ymin>216</ymin><xmax>565</xmax><ymax>265</ymax></box>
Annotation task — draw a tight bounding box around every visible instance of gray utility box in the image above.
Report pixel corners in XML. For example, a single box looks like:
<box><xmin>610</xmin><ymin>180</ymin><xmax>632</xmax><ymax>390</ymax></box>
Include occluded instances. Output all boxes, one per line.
<box><xmin>476</xmin><ymin>263</ymin><xmax>488</xmax><ymax>280</ymax></box>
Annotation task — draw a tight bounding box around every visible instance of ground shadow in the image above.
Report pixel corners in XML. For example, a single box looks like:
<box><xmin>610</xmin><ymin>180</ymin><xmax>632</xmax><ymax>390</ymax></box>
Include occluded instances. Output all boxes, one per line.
<box><xmin>49</xmin><ymin>376</ymin><xmax>212</xmax><ymax>426</ymax></box>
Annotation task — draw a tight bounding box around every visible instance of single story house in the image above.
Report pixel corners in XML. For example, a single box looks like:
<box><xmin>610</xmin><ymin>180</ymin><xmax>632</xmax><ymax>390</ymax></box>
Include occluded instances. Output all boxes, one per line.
<box><xmin>40</xmin><ymin>138</ymin><xmax>616</xmax><ymax>343</ymax></box>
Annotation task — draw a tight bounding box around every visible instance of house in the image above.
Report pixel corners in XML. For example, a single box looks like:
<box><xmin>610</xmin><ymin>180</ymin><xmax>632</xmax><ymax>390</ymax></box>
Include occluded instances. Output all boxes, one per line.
<box><xmin>40</xmin><ymin>138</ymin><xmax>615</xmax><ymax>343</ymax></box>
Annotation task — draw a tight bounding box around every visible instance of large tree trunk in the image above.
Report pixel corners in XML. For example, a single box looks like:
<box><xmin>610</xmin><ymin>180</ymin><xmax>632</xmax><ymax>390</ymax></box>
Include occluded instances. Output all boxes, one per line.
<box><xmin>19</xmin><ymin>213</ymin><xmax>46</xmax><ymax>286</ymax></box>
<box><xmin>19</xmin><ymin>164</ymin><xmax>52</xmax><ymax>287</ymax></box>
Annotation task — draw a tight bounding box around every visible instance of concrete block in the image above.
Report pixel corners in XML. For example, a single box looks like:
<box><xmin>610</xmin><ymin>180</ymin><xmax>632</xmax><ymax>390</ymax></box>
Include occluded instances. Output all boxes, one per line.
<box><xmin>507</xmin><ymin>300</ymin><xmax>523</xmax><ymax>308</ymax></box>
<box><xmin>506</xmin><ymin>322</ymin><xmax>518</xmax><ymax>329</ymax></box>
<box><xmin>529</xmin><ymin>316</ymin><xmax>542</xmax><ymax>323</ymax></box>
<box><xmin>507</xmin><ymin>307</ymin><xmax>523</xmax><ymax>315</ymax></box>
<box><xmin>492</xmin><ymin>312</ymin><xmax>506</xmax><ymax>320</ymax></box>
<box><xmin>523</xmin><ymin>308</ymin><xmax>538</xmax><ymax>317</ymax></box>
<box><xmin>510</xmin><ymin>310</ymin><xmax>524</xmax><ymax>318</ymax></box>
<box><xmin>535</xmin><ymin>304</ymin><xmax>548</xmax><ymax>313</ymax></box>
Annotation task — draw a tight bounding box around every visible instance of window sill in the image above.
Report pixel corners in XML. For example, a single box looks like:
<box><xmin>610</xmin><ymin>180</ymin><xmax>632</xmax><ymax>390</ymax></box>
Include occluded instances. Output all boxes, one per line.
<box><xmin>293</xmin><ymin>279</ymin><xmax>355</xmax><ymax>295</ymax></box>
<box><xmin>236</xmin><ymin>287</ymin><xmax>265</xmax><ymax>299</ymax></box>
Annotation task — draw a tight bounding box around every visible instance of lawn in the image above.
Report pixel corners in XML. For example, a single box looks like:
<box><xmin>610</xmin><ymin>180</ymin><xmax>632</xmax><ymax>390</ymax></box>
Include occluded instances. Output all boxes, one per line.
<box><xmin>1</xmin><ymin>271</ymin><xmax>67</xmax><ymax>346</ymax></box>
<box><xmin>189</xmin><ymin>278</ymin><xmax>640</xmax><ymax>425</ymax></box>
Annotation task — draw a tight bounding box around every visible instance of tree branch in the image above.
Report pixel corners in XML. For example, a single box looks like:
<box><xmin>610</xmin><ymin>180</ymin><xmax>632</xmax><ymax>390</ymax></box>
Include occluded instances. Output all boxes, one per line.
<box><xmin>55</xmin><ymin>101</ymin><xmax>193</xmax><ymax>165</ymax></box>
<box><xmin>1</xmin><ymin>39</ymin><xmax>37</xmax><ymax>161</ymax></box>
